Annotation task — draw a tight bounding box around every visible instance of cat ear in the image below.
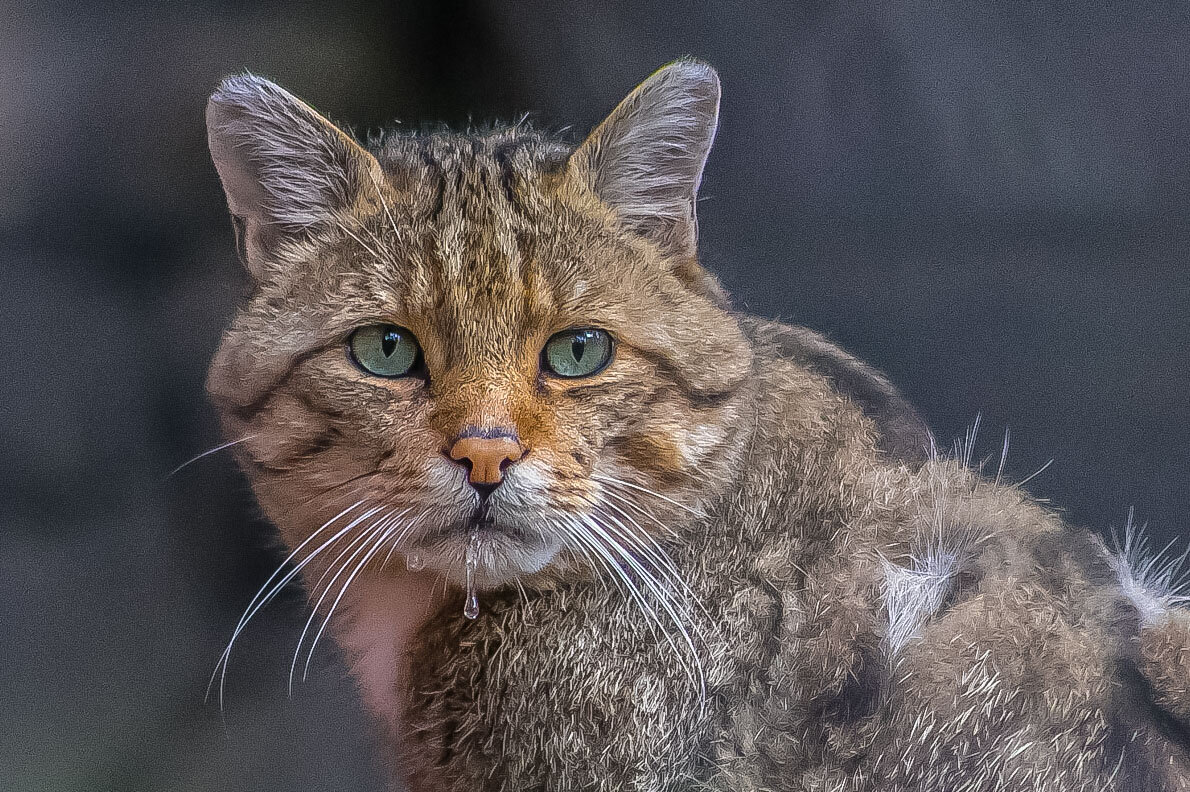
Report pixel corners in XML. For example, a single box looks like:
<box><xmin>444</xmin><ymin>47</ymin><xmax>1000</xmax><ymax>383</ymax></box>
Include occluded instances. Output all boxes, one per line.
<box><xmin>568</xmin><ymin>59</ymin><xmax>720</xmax><ymax>260</ymax></box>
<box><xmin>206</xmin><ymin>74</ymin><xmax>382</xmax><ymax>278</ymax></box>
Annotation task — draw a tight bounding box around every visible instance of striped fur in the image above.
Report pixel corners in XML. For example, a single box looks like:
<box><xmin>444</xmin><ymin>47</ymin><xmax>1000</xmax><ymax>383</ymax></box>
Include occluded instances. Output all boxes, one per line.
<box><xmin>205</xmin><ymin>61</ymin><xmax>1190</xmax><ymax>791</ymax></box>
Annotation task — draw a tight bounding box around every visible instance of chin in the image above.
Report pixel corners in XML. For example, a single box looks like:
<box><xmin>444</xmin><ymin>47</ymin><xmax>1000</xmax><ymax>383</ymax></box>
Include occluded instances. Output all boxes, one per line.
<box><xmin>412</xmin><ymin>516</ymin><xmax>564</xmax><ymax>590</ymax></box>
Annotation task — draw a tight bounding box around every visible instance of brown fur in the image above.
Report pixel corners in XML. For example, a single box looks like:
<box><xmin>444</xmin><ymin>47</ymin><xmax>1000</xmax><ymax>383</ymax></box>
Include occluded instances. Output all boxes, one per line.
<box><xmin>205</xmin><ymin>61</ymin><xmax>1190</xmax><ymax>790</ymax></box>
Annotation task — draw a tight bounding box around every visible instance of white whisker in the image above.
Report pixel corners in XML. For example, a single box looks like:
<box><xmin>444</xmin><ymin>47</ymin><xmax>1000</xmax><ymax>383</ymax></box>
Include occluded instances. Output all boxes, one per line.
<box><xmin>207</xmin><ymin>498</ymin><xmax>372</xmax><ymax>707</ymax></box>
<box><xmin>585</xmin><ymin>489</ymin><xmax>715</xmax><ymax>634</ymax></box>
<box><xmin>595</xmin><ymin>500</ymin><xmax>705</xmax><ymax>612</ymax></box>
<box><xmin>1016</xmin><ymin>458</ymin><xmax>1054</xmax><ymax>487</ymax></box>
<box><xmin>563</xmin><ymin>513</ymin><xmax>646</xmax><ymax>610</ymax></box>
<box><xmin>289</xmin><ymin>511</ymin><xmax>395</xmax><ymax>693</ymax></box>
<box><xmin>302</xmin><ymin>510</ymin><xmax>410</xmax><ymax>680</ymax></box>
<box><xmin>337</xmin><ymin>221</ymin><xmax>384</xmax><ymax>260</ymax></box>
<box><xmin>599</xmin><ymin>487</ymin><xmax>679</xmax><ymax>537</ymax></box>
<box><xmin>372</xmin><ymin>177</ymin><xmax>401</xmax><ymax>242</ymax></box>
<box><xmin>166</xmin><ymin>435</ymin><xmax>256</xmax><ymax>479</ymax></box>
<box><xmin>592</xmin><ymin>473</ymin><xmax>705</xmax><ymax>517</ymax></box>
<box><xmin>995</xmin><ymin>427</ymin><xmax>1010</xmax><ymax>487</ymax></box>
<box><xmin>572</xmin><ymin>512</ymin><xmax>707</xmax><ymax>702</ymax></box>
<box><xmin>551</xmin><ymin>515</ymin><xmax>622</xmax><ymax>594</ymax></box>
<box><xmin>380</xmin><ymin>506</ymin><xmax>432</xmax><ymax>569</ymax></box>
<box><xmin>304</xmin><ymin>510</ymin><xmax>391</xmax><ymax>603</ymax></box>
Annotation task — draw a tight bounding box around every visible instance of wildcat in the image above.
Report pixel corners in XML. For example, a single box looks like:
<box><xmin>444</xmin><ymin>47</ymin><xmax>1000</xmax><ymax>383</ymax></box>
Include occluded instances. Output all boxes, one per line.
<box><xmin>205</xmin><ymin>59</ymin><xmax>1190</xmax><ymax>791</ymax></box>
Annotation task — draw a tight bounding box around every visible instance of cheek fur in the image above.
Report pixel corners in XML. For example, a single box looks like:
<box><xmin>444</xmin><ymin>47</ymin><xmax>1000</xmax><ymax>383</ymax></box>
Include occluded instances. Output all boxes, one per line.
<box><xmin>605</xmin><ymin>391</ymin><xmax>740</xmax><ymax>492</ymax></box>
<box><xmin>236</xmin><ymin>392</ymin><xmax>340</xmax><ymax>472</ymax></box>
<box><xmin>674</xmin><ymin>422</ymin><xmax>727</xmax><ymax>469</ymax></box>
<box><xmin>236</xmin><ymin>355</ymin><xmax>446</xmax><ymax>504</ymax></box>
<box><xmin>498</xmin><ymin>457</ymin><xmax>557</xmax><ymax>510</ymax></box>
<box><xmin>613</xmin><ymin>431</ymin><xmax>690</xmax><ymax>486</ymax></box>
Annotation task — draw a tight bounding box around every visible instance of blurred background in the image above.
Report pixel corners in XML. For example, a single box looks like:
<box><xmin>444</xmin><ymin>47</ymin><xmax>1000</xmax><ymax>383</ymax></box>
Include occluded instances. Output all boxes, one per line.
<box><xmin>2</xmin><ymin>1</ymin><xmax>1188</xmax><ymax>789</ymax></box>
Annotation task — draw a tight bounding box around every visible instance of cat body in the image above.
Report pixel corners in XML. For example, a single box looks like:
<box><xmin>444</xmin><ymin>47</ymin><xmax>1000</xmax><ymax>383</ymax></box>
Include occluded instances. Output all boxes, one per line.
<box><xmin>399</xmin><ymin>320</ymin><xmax>1190</xmax><ymax>791</ymax></box>
<box><xmin>204</xmin><ymin>61</ymin><xmax>1190</xmax><ymax>790</ymax></box>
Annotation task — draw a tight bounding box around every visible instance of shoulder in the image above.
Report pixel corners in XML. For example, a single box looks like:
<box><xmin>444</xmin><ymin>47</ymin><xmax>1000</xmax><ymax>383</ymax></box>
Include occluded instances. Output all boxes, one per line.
<box><xmin>738</xmin><ymin>316</ymin><xmax>932</xmax><ymax>463</ymax></box>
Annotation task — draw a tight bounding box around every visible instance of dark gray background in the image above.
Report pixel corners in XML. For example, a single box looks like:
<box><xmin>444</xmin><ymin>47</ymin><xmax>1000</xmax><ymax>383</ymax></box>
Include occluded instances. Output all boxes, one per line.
<box><xmin>2</xmin><ymin>1</ymin><xmax>1188</xmax><ymax>790</ymax></box>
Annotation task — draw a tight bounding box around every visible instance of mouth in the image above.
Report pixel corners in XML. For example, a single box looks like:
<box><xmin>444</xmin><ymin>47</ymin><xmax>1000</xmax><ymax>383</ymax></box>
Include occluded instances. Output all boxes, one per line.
<box><xmin>418</xmin><ymin>503</ymin><xmax>536</xmax><ymax>543</ymax></box>
<box><xmin>467</xmin><ymin>505</ymin><xmax>532</xmax><ymax>539</ymax></box>
<box><xmin>409</xmin><ymin>504</ymin><xmax>562</xmax><ymax>587</ymax></box>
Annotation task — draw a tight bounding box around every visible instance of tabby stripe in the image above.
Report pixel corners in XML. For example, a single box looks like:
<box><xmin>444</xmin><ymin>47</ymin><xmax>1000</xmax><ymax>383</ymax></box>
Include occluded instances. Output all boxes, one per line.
<box><xmin>630</xmin><ymin>345</ymin><xmax>744</xmax><ymax>407</ymax></box>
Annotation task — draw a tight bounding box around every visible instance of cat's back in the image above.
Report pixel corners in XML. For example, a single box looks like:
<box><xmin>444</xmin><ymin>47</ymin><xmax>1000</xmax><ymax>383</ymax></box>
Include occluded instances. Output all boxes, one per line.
<box><xmin>726</xmin><ymin>317</ymin><xmax>1190</xmax><ymax>789</ymax></box>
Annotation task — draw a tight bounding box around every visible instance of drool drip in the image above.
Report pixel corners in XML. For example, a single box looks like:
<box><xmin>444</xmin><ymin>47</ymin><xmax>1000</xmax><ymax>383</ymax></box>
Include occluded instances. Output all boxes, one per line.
<box><xmin>463</xmin><ymin>529</ymin><xmax>481</xmax><ymax>620</ymax></box>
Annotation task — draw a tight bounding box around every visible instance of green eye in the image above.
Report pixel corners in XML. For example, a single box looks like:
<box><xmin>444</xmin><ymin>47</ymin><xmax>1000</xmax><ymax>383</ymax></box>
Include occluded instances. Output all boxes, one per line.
<box><xmin>349</xmin><ymin>324</ymin><xmax>422</xmax><ymax>377</ymax></box>
<box><xmin>542</xmin><ymin>328</ymin><xmax>613</xmax><ymax>378</ymax></box>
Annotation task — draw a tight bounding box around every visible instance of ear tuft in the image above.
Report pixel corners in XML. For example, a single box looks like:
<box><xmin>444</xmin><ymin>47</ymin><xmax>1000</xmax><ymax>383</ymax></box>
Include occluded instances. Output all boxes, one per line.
<box><xmin>569</xmin><ymin>59</ymin><xmax>721</xmax><ymax>259</ymax></box>
<box><xmin>206</xmin><ymin>74</ymin><xmax>379</xmax><ymax>276</ymax></box>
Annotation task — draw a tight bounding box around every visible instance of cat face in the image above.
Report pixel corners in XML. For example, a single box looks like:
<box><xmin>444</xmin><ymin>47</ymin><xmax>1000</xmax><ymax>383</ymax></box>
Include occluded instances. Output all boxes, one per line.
<box><xmin>206</xmin><ymin>62</ymin><xmax>752</xmax><ymax>588</ymax></box>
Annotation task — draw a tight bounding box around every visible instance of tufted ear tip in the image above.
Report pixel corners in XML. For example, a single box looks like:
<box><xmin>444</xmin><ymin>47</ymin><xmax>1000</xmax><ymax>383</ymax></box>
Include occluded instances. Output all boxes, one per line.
<box><xmin>656</xmin><ymin>57</ymin><xmax>720</xmax><ymax>100</ymax></box>
<box><xmin>206</xmin><ymin>73</ymin><xmax>302</xmax><ymax>155</ymax></box>
<box><xmin>208</xmin><ymin>72</ymin><xmax>284</xmax><ymax>105</ymax></box>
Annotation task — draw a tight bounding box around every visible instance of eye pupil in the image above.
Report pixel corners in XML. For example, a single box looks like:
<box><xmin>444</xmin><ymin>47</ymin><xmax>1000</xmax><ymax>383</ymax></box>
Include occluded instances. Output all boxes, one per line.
<box><xmin>349</xmin><ymin>324</ymin><xmax>421</xmax><ymax>378</ymax></box>
<box><xmin>543</xmin><ymin>328</ymin><xmax>612</xmax><ymax>378</ymax></box>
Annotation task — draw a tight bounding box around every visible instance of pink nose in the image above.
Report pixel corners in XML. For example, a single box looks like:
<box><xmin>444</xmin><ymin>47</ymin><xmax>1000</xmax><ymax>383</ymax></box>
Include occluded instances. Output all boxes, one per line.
<box><xmin>449</xmin><ymin>435</ymin><xmax>525</xmax><ymax>487</ymax></box>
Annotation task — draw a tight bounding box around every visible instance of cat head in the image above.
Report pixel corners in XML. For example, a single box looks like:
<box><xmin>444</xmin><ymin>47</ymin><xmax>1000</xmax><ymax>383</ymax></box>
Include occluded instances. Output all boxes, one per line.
<box><xmin>206</xmin><ymin>60</ymin><xmax>753</xmax><ymax>588</ymax></box>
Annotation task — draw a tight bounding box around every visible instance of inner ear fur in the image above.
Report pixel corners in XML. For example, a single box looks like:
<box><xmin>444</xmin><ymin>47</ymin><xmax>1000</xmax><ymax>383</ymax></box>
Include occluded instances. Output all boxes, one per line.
<box><xmin>206</xmin><ymin>73</ymin><xmax>383</xmax><ymax>279</ymax></box>
<box><xmin>567</xmin><ymin>58</ymin><xmax>721</xmax><ymax>265</ymax></box>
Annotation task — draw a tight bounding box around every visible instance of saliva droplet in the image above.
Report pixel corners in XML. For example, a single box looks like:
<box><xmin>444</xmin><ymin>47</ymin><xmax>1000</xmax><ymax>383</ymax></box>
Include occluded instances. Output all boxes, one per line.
<box><xmin>405</xmin><ymin>553</ymin><xmax>424</xmax><ymax>571</ymax></box>
<box><xmin>463</xmin><ymin>529</ymin><xmax>481</xmax><ymax>620</ymax></box>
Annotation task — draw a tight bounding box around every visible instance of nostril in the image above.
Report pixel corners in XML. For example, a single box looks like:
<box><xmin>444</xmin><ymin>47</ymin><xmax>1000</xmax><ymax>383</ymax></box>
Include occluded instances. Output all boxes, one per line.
<box><xmin>448</xmin><ymin>433</ymin><xmax>526</xmax><ymax>488</ymax></box>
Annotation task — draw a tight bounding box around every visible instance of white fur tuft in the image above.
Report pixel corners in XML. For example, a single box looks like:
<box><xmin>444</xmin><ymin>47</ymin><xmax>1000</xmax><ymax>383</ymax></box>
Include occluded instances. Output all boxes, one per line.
<box><xmin>882</xmin><ymin>418</ymin><xmax>994</xmax><ymax>658</ymax></box>
<box><xmin>1107</xmin><ymin>507</ymin><xmax>1190</xmax><ymax>625</ymax></box>
<box><xmin>881</xmin><ymin>547</ymin><xmax>960</xmax><ymax>657</ymax></box>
